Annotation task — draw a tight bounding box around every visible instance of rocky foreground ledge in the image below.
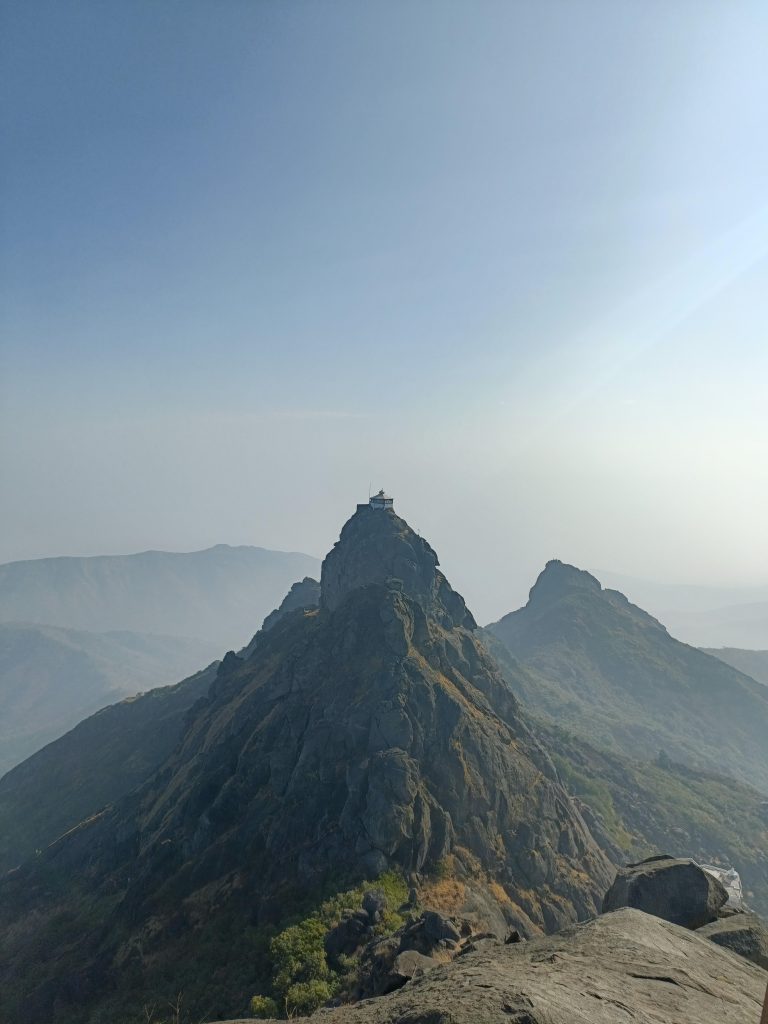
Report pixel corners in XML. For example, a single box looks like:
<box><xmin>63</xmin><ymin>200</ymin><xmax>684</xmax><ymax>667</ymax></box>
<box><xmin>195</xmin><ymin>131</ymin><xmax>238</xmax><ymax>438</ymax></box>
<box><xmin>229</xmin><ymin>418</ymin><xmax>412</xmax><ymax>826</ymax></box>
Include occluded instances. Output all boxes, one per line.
<box><xmin>217</xmin><ymin>908</ymin><xmax>766</xmax><ymax>1024</ymax></box>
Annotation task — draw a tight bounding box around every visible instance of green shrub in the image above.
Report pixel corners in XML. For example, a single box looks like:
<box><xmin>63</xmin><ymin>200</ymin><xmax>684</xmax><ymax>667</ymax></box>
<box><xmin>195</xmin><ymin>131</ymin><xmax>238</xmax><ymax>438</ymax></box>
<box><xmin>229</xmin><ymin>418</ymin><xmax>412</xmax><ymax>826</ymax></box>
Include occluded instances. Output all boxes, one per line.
<box><xmin>284</xmin><ymin>979</ymin><xmax>332</xmax><ymax>1016</ymax></box>
<box><xmin>271</xmin><ymin>917</ymin><xmax>329</xmax><ymax>994</ymax></box>
<box><xmin>250</xmin><ymin>994</ymin><xmax>279</xmax><ymax>1019</ymax></box>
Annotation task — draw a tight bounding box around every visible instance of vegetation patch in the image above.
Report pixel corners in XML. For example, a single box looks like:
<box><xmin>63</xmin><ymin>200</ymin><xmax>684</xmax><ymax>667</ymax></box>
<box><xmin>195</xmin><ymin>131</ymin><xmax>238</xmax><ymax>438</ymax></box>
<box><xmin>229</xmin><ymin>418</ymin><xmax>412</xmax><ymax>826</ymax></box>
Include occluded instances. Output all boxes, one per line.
<box><xmin>250</xmin><ymin>870</ymin><xmax>408</xmax><ymax>1018</ymax></box>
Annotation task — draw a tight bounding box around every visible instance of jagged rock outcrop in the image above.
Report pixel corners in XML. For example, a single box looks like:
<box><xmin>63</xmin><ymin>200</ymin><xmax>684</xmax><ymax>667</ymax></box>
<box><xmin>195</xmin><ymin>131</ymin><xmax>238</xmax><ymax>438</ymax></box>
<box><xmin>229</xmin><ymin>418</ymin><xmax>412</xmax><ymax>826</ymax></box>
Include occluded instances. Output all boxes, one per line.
<box><xmin>321</xmin><ymin>506</ymin><xmax>475</xmax><ymax>630</ymax></box>
<box><xmin>215</xmin><ymin>909</ymin><xmax>767</xmax><ymax>1024</ymax></box>
<box><xmin>602</xmin><ymin>855</ymin><xmax>728</xmax><ymax>929</ymax></box>
<box><xmin>0</xmin><ymin>505</ymin><xmax>611</xmax><ymax>1023</ymax></box>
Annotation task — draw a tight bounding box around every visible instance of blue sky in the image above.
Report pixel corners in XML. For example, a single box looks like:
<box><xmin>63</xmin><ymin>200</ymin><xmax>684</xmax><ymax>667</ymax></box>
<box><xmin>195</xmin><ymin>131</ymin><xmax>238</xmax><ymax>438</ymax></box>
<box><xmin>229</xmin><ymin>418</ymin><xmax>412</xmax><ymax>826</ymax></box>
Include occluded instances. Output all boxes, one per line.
<box><xmin>2</xmin><ymin>0</ymin><xmax>767</xmax><ymax>619</ymax></box>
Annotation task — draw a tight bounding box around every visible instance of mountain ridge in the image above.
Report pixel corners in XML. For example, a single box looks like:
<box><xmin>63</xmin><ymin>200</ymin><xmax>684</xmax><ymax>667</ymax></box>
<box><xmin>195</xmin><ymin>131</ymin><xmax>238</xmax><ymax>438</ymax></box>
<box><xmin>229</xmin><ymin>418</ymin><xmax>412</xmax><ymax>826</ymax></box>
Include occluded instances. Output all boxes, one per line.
<box><xmin>0</xmin><ymin>544</ymin><xmax>321</xmax><ymax>649</ymax></box>
<box><xmin>487</xmin><ymin>559</ymin><xmax>768</xmax><ymax>792</ymax></box>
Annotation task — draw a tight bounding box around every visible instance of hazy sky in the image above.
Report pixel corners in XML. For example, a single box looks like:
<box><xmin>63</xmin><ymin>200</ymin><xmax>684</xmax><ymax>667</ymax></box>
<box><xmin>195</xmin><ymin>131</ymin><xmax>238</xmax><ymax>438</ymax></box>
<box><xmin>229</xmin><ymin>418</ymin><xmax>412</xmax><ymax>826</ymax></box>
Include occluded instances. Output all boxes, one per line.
<box><xmin>2</xmin><ymin>0</ymin><xmax>767</xmax><ymax>621</ymax></box>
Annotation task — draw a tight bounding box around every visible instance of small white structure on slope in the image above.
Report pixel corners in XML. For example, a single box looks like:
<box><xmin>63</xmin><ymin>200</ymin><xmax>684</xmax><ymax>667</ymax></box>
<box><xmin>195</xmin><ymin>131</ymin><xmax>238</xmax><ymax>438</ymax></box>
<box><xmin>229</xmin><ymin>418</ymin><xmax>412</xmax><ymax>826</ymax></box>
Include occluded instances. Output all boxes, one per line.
<box><xmin>699</xmin><ymin>863</ymin><xmax>744</xmax><ymax>910</ymax></box>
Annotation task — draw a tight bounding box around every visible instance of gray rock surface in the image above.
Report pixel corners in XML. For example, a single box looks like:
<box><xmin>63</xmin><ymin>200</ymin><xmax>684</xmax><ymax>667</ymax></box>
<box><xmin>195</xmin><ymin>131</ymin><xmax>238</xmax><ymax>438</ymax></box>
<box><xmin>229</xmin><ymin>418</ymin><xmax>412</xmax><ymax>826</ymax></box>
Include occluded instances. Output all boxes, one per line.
<box><xmin>216</xmin><ymin>908</ymin><xmax>767</xmax><ymax>1023</ymax></box>
<box><xmin>385</xmin><ymin>950</ymin><xmax>440</xmax><ymax>991</ymax></box>
<box><xmin>362</xmin><ymin>888</ymin><xmax>388</xmax><ymax>924</ymax></box>
<box><xmin>320</xmin><ymin>506</ymin><xmax>476</xmax><ymax>630</ymax></box>
<box><xmin>697</xmin><ymin>911</ymin><xmax>768</xmax><ymax>970</ymax></box>
<box><xmin>603</xmin><ymin>855</ymin><xmax>728</xmax><ymax>929</ymax></box>
<box><xmin>325</xmin><ymin>910</ymin><xmax>374</xmax><ymax>958</ymax></box>
<box><xmin>423</xmin><ymin>911</ymin><xmax>462</xmax><ymax>944</ymax></box>
<box><xmin>260</xmin><ymin>577</ymin><xmax>320</xmax><ymax>632</ymax></box>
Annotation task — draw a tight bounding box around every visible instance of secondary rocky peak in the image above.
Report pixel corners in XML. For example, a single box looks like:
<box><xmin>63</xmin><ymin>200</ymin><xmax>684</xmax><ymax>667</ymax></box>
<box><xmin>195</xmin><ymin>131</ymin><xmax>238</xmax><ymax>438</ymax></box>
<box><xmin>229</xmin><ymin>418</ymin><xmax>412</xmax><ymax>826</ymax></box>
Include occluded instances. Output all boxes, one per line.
<box><xmin>527</xmin><ymin>559</ymin><xmax>602</xmax><ymax>603</ymax></box>
<box><xmin>320</xmin><ymin>503</ymin><xmax>476</xmax><ymax>629</ymax></box>
<box><xmin>488</xmin><ymin>555</ymin><xmax>768</xmax><ymax>792</ymax></box>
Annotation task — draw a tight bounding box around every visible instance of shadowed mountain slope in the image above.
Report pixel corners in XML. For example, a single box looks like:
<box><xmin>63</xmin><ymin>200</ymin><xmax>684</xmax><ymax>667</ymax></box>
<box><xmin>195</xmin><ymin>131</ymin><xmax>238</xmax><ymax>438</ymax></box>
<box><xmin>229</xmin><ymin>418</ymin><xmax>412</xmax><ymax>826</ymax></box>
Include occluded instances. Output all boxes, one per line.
<box><xmin>0</xmin><ymin>579</ymin><xmax>322</xmax><ymax>873</ymax></box>
<box><xmin>0</xmin><ymin>544</ymin><xmax>320</xmax><ymax>649</ymax></box>
<box><xmin>0</xmin><ymin>662</ymin><xmax>218</xmax><ymax>873</ymax></box>
<box><xmin>0</xmin><ymin>622</ymin><xmax>219</xmax><ymax>775</ymax></box>
<box><xmin>0</xmin><ymin>507</ymin><xmax>611</xmax><ymax>1024</ymax></box>
<box><xmin>487</xmin><ymin>560</ymin><xmax>768</xmax><ymax>792</ymax></box>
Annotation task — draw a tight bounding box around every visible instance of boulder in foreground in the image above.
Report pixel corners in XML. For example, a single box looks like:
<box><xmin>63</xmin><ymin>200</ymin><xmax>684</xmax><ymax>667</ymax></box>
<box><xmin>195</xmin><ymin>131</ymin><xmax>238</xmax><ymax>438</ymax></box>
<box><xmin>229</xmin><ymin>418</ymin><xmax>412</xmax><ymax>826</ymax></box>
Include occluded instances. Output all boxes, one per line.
<box><xmin>602</xmin><ymin>854</ymin><xmax>727</xmax><ymax>929</ymax></box>
<box><xmin>217</xmin><ymin>908</ymin><xmax>766</xmax><ymax>1023</ymax></box>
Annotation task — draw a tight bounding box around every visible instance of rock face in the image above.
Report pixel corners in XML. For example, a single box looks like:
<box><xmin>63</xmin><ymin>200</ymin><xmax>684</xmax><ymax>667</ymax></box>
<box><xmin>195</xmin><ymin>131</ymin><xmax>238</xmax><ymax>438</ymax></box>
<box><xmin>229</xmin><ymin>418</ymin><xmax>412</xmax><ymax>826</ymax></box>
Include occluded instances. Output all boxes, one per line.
<box><xmin>698</xmin><ymin>912</ymin><xmax>768</xmax><ymax>970</ymax></box>
<box><xmin>602</xmin><ymin>855</ymin><xmax>728</xmax><ymax>929</ymax></box>
<box><xmin>259</xmin><ymin>576</ymin><xmax>320</xmax><ymax>632</ymax></box>
<box><xmin>0</xmin><ymin>504</ymin><xmax>612</xmax><ymax>1024</ymax></box>
<box><xmin>321</xmin><ymin>506</ymin><xmax>476</xmax><ymax>630</ymax></box>
<box><xmin>385</xmin><ymin>949</ymin><xmax>439</xmax><ymax>990</ymax></box>
<box><xmin>216</xmin><ymin>909</ymin><xmax>767</xmax><ymax>1024</ymax></box>
<box><xmin>487</xmin><ymin>559</ymin><xmax>768</xmax><ymax>790</ymax></box>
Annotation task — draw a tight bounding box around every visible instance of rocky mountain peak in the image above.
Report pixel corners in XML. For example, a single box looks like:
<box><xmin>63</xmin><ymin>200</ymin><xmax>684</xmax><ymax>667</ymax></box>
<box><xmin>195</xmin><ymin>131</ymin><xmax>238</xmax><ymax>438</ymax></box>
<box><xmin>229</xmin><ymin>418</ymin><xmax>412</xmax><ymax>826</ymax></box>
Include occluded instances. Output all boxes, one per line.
<box><xmin>489</xmin><ymin>557</ymin><xmax>768</xmax><ymax>792</ymax></box>
<box><xmin>527</xmin><ymin>559</ymin><xmax>603</xmax><ymax>604</ymax></box>
<box><xmin>320</xmin><ymin>504</ymin><xmax>476</xmax><ymax>629</ymax></box>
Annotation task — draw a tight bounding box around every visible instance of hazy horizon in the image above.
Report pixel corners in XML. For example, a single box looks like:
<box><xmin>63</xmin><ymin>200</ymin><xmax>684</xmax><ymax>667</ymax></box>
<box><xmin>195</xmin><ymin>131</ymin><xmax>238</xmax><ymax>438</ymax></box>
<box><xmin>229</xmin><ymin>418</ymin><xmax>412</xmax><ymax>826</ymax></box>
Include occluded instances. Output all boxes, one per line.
<box><xmin>3</xmin><ymin>1</ymin><xmax>767</xmax><ymax>624</ymax></box>
<box><xmin>3</xmin><ymin>533</ymin><xmax>768</xmax><ymax>634</ymax></box>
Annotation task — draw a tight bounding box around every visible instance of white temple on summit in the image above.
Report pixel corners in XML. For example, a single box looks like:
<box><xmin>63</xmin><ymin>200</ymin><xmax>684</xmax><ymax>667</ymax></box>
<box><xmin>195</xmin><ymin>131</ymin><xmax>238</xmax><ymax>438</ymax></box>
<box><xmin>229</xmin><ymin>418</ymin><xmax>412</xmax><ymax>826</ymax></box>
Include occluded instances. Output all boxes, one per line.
<box><xmin>368</xmin><ymin>489</ymin><xmax>394</xmax><ymax>510</ymax></box>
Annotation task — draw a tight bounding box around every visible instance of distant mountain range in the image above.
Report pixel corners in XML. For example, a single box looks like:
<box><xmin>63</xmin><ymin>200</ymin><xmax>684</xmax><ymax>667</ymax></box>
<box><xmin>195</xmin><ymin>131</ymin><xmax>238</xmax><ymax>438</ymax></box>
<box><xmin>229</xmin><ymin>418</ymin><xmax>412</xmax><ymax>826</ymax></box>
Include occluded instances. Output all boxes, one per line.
<box><xmin>486</xmin><ymin>560</ymin><xmax>768</xmax><ymax>792</ymax></box>
<box><xmin>0</xmin><ymin>579</ymin><xmax>321</xmax><ymax>873</ymax></box>
<box><xmin>658</xmin><ymin>603</ymin><xmax>768</xmax><ymax>649</ymax></box>
<box><xmin>0</xmin><ymin>545</ymin><xmax>320</xmax><ymax>773</ymax></box>
<box><xmin>0</xmin><ymin>544</ymin><xmax>321</xmax><ymax>649</ymax></box>
<box><xmin>0</xmin><ymin>622</ymin><xmax>219</xmax><ymax>776</ymax></box>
